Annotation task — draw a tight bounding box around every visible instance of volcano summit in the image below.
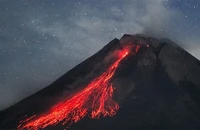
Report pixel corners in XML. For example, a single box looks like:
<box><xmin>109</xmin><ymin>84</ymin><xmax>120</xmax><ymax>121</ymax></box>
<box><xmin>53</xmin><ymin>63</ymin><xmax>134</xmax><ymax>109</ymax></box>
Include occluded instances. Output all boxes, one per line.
<box><xmin>1</xmin><ymin>34</ymin><xmax>200</xmax><ymax>130</ymax></box>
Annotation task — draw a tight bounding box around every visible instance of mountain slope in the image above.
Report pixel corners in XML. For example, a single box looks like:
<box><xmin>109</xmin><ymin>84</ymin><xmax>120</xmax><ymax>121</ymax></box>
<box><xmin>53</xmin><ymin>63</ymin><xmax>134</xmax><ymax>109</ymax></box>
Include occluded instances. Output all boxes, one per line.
<box><xmin>1</xmin><ymin>34</ymin><xmax>200</xmax><ymax>130</ymax></box>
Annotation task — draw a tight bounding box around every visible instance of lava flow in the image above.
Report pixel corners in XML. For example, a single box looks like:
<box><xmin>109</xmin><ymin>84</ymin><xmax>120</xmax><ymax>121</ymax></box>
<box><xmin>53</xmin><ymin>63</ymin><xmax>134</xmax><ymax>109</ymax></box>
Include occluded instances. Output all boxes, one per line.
<box><xmin>18</xmin><ymin>45</ymin><xmax>141</xmax><ymax>130</ymax></box>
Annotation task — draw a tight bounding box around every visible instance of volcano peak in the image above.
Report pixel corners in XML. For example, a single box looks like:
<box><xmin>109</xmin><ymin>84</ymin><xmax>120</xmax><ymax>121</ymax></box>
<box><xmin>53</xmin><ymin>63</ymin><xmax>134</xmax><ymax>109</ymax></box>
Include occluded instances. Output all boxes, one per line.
<box><xmin>1</xmin><ymin>34</ymin><xmax>200</xmax><ymax>130</ymax></box>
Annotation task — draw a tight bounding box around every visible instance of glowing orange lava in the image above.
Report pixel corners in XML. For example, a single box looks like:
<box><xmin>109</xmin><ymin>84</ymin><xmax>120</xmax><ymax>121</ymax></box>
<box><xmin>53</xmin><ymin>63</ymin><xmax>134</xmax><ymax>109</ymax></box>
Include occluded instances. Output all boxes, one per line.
<box><xmin>18</xmin><ymin>45</ymin><xmax>141</xmax><ymax>130</ymax></box>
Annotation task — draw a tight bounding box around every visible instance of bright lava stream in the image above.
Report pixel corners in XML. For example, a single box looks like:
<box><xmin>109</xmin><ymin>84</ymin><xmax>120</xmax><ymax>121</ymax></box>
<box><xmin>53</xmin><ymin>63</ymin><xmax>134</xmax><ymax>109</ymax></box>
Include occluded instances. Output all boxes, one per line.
<box><xmin>18</xmin><ymin>45</ymin><xmax>141</xmax><ymax>130</ymax></box>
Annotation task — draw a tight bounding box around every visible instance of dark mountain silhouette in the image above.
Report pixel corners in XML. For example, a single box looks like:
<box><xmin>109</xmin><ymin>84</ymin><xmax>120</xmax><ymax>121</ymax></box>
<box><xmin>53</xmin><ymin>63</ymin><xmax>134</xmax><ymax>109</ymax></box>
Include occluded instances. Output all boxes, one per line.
<box><xmin>1</xmin><ymin>34</ymin><xmax>200</xmax><ymax>130</ymax></box>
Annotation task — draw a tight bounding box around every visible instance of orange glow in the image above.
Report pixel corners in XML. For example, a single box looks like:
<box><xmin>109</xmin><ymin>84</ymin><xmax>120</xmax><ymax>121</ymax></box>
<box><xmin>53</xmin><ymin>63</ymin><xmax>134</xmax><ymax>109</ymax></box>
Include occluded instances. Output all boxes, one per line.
<box><xmin>18</xmin><ymin>45</ymin><xmax>141</xmax><ymax>130</ymax></box>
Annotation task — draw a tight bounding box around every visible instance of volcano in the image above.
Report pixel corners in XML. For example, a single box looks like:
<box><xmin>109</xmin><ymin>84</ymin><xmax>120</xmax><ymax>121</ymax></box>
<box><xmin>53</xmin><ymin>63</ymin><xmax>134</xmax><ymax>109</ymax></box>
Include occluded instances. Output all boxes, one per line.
<box><xmin>1</xmin><ymin>34</ymin><xmax>200</xmax><ymax>130</ymax></box>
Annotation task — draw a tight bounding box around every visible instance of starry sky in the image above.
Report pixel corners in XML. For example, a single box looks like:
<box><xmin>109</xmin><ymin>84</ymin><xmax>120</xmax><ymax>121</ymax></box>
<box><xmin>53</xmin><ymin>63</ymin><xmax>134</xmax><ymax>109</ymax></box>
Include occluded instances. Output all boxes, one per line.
<box><xmin>0</xmin><ymin>0</ymin><xmax>200</xmax><ymax>110</ymax></box>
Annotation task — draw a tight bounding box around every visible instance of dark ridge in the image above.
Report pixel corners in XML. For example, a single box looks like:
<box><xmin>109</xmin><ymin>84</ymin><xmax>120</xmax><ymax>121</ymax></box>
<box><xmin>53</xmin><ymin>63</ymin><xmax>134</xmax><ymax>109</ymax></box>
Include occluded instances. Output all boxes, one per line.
<box><xmin>151</xmin><ymin>58</ymin><xmax>200</xmax><ymax>129</ymax></box>
<box><xmin>160</xmin><ymin>38</ymin><xmax>200</xmax><ymax>67</ymax></box>
<box><xmin>151</xmin><ymin>41</ymin><xmax>166</xmax><ymax>58</ymax></box>
<box><xmin>180</xmin><ymin>77</ymin><xmax>200</xmax><ymax>108</ymax></box>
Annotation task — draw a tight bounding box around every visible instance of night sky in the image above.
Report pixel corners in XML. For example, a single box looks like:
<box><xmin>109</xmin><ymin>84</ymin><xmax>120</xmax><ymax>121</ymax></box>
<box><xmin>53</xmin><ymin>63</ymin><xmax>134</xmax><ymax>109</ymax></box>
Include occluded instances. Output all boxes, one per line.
<box><xmin>0</xmin><ymin>0</ymin><xmax>200</xmax><ymax>110</ymax></box>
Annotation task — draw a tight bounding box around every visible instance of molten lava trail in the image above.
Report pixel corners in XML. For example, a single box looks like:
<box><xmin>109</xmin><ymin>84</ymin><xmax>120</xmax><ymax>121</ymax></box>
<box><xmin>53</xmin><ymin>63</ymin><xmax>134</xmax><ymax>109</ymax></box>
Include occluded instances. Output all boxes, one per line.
<box><xmin>18</xmin><ymin>46</ymin><xmax>140</xmax><ymax>130</ymax></box>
